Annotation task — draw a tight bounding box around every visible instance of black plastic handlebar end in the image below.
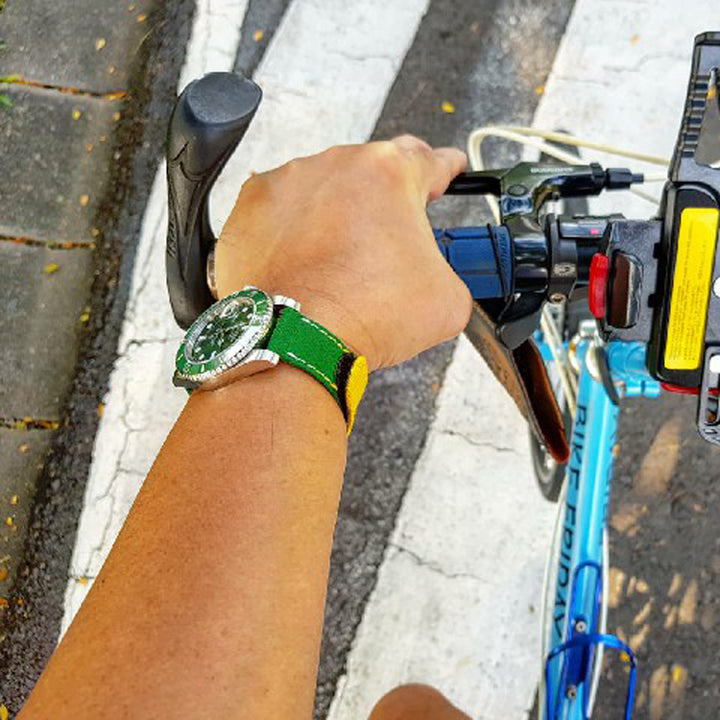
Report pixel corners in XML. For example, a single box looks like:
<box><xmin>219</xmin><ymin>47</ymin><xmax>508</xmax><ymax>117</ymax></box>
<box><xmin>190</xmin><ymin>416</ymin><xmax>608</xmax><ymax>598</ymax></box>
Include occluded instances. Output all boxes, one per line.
<box><xmin>166</xmin><ymin>72</ymin><xmax>262</xmax><ymax>329</ymax></box>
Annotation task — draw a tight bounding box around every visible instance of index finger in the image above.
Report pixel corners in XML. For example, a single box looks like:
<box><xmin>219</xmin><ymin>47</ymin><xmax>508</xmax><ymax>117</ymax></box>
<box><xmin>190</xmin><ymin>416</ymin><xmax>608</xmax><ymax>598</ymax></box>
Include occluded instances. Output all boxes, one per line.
<box><xmin>391</xmin><ymin>134</ymin><xmax>467</xmax><ymax>201</ymax></box>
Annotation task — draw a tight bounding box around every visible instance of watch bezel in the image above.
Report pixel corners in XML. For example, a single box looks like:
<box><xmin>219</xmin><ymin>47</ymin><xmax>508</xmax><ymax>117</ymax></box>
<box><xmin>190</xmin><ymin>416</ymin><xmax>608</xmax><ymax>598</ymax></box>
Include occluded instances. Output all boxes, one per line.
<box><xmin>174</xmin><ymin>286</ymin><xmax>274</xmax><ymax>384</ymax></box>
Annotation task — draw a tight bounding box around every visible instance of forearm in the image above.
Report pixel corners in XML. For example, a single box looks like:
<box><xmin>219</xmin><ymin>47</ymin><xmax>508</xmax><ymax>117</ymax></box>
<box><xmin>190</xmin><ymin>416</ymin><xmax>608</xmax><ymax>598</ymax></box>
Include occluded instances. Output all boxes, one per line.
<box><xmin>21</xmin><ymin>365</ymin><xmax>347</xmax><ymax>719</ymax></box>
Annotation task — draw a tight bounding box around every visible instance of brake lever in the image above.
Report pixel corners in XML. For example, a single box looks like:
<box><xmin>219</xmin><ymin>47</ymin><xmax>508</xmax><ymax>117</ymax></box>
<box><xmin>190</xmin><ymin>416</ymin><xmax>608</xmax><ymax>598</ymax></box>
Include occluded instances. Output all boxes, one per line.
<box><xmin>166</xmin><ymin>71</ymin><xmax>262</xmax><ymax>329</ymax></box>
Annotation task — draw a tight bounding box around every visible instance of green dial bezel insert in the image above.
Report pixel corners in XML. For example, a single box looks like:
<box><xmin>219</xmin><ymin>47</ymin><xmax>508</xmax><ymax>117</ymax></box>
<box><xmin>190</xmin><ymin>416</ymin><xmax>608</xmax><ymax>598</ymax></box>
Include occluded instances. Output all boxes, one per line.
<box><xmin>175</xmin><ymin>286</ymin><xmax>274</xmax><ymax>384</ymax></box>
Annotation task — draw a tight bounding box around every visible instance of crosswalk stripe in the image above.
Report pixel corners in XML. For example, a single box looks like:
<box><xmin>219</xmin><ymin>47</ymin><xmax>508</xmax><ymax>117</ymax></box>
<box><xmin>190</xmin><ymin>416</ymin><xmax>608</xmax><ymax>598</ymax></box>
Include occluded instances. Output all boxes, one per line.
<box><xmin>61</xmin><ymin>0</ymin><xmax>250</xmax><ymax>633</ymax></box>
<box><xmin>60</xmin><ymin>0</ymin><xmax>433</xmax><ymax>640</ymax></box>
<box><xmin>329</xmin><ymin>1</ymin><xmax>718</xmax><ymax>718</ymax></box>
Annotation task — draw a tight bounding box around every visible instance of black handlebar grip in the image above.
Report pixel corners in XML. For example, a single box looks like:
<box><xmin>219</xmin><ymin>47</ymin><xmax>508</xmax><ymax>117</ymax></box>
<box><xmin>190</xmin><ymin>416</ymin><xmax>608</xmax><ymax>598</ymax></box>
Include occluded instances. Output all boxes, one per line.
<box><xmin>166</xmin><ymin>72</ymin><xmax>262</xmax><ymax>329</ymax></box>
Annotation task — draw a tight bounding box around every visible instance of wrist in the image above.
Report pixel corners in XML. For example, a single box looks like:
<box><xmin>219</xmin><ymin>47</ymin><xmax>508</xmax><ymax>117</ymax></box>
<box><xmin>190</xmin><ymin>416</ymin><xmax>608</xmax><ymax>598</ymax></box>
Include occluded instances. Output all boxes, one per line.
<box><xmin>193</xmin><ymin>359</ymin><xmax>349</xmax><ymax>437</ymax></box>
<box><xmin>218</xmin><ymin>283</ymin><xmax>379</xmax><ymax>371</ymax></box>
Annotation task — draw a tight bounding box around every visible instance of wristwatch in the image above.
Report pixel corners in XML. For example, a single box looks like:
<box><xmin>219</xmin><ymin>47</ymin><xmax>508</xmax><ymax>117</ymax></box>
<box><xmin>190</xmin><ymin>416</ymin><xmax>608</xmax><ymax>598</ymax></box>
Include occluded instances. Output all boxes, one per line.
<box><xmin>173</xmin><ymin>286</ymin><xmax>368</xmax><ymax>433</ymax></box>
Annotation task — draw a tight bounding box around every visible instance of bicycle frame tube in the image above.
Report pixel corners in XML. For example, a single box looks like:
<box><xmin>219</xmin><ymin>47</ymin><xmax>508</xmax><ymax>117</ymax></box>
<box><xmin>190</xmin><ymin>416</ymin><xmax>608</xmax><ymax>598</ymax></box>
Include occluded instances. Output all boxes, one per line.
<box><xmin>545</xmin><ymin>340</ymin><xmax>618</xmax><ymax>718</ymax></box>
<box><xmin>541</xmin><ymin>339</ymin><xmax>660</xmax><ymax>720</ymax></box>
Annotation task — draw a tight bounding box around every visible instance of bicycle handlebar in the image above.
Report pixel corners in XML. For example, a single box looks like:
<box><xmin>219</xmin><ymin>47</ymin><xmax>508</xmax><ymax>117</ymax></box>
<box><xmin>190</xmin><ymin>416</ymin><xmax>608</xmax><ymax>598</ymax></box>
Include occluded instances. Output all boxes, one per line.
<box><xmin>435</xmin><ymin>217</ymin><xmax>612</xmax><ymax>303</ymax></box>
<box><xmin>163</xmin><ymin>31</ymin><xmax>720</xmax><ymax>446</ymax></box>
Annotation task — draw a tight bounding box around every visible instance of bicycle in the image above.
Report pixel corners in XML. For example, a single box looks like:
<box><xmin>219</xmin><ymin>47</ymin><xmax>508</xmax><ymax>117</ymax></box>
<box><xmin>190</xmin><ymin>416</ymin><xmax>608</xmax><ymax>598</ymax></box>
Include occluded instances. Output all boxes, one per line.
<box><xmin>163</xmin><ymin>31</ymin><xmax>720</xmax><ymax>719</ymax></box>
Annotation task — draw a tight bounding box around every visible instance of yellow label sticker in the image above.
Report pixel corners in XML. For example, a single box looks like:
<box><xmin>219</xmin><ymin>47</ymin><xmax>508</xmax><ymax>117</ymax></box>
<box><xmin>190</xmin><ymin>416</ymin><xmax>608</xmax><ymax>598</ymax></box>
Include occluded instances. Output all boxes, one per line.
<box><xmin>665</xmin><ymin>207</ymin><xmax>719</xmax><ymax>370</ymax></box>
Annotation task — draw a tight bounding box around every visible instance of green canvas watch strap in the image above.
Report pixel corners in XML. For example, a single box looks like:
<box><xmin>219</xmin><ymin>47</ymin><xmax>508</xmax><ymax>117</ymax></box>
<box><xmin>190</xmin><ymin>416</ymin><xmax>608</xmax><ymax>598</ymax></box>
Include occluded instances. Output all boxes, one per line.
<box><xmin>266</xmin><ymin>306</ymin><xmax>368</xmax><ymax>433</ymax></box>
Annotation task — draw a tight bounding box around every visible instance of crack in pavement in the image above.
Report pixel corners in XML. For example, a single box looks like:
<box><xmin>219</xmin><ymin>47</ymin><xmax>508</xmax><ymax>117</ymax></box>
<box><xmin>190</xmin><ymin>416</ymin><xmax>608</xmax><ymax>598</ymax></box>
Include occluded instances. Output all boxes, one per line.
<box><xmin>438</xmin><ymin>428</ymin><xmax>518</xmax><ymax>454</ymax></box>
<box><xmin>389</xmin><ymin>542</ymin><xmax>488</xmax><ymax>584</ymax></box>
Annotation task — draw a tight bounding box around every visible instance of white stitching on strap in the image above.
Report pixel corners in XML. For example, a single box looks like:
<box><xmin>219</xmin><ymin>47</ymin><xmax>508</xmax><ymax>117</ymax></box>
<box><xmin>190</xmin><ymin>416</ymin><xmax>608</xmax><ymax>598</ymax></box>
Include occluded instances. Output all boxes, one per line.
<box><xmin>299</xmin><ymin>315</ymin><xmax>348</xmax><ymax>352</ymax></box>
<box><xmin>286</xmin><ymin>351</ymin><xmax>338</xmax><ymax>391</ymax></box>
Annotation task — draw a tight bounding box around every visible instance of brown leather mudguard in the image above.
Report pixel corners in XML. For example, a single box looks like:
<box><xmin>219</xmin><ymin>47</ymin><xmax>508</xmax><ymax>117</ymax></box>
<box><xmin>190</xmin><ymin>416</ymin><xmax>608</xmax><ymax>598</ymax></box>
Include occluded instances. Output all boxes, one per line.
<box><xmin>464</xmin><ymin>303</ymin><xmax>570</xmax><ymax>463</ymax></box>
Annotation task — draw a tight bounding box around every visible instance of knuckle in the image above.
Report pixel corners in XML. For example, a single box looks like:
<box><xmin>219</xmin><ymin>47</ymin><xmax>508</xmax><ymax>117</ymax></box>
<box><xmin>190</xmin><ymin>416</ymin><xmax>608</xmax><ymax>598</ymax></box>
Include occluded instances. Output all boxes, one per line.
<box><xmin>362</xmin><ymin>141</ymin><xmax>407</xmax><ymax>181</ymax></box>
<box><xmin>237</xmin><ymin>171</ymin><xmax>268</xmax><ymax>202</ymax></box>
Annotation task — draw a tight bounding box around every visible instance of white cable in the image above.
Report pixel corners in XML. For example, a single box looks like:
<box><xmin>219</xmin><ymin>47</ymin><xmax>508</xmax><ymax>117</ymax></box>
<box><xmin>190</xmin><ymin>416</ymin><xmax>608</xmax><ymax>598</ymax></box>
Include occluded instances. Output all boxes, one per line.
<box><xmin>470</xmin><ymin>126</ymin><xmax>669</xmax><ymax>167</ymax></box>
<box><xmin>540</xmin><ymin>307</ymin><xmax>577</xmax><ymax>414</ymax></box>
<box><xmin>465</xmin><ymin>125</ymin><xmax>668</xmax><ymax>211</ymax></box>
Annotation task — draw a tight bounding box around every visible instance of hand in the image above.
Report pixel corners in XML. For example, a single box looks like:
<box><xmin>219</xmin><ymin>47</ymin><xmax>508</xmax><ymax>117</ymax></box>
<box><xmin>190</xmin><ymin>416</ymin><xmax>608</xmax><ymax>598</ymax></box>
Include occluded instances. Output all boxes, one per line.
<box><xmin>215</xmin><ymin>135</ymin><xmax>471</xmax><ymax>371</ymax></box>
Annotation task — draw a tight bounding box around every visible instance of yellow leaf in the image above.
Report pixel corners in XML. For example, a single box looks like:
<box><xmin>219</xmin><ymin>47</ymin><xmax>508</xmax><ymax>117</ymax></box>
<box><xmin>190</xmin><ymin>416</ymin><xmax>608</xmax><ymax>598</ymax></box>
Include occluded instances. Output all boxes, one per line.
<box><xmin>78</xmin><ymin>576</ymin><xmax>89</xmax><ymax>586</ymax></box>
<box><xmin>137</xmin><ymin>13</ymin><xmax>147</xmax><ymax>22</ymax></box>
<box><xmin>0</xmin><ymin>703</ymin><xmax>9</xmax><ymax>720</ymax></box>
<box><xmin>97</xmin><ymin>402</ymin><xmax>105</xmax><ymax>418</ymax></box>
<box><xmin>535</xmin><ymin>85</ymin><xmax>545</xmax><ymax>95</ymax></box>
<box><xmin>0</xmin><ymin>567</ymin><xmax>7</xmax><ymax>582</ymax></box>
<box><xmin>10</xmin><ymin>496</ymin><xmax>17</xmax><ymax>506</ymax></box>
<box><xmin>79</xmin><ymin>194</ymin><xmax>90</xmax><ymax>207</ymax></box>
<box><xmin>0</xmin><ymin>597</ymin><xmax>8</xmax><ymax>610</ymax></box>
<box><xmin>95</xmin><ymin>38</ymin><xmax>107</xmax><ymax>51</ymax></box>
<box><xmin>5</xmin><ymin>517</ymin><xmax>13</xmax><ymax>527</ymax></box>
<box><xmin>72</xmin><ymin>109</ymin><xmax>82</xmax><ymax>120</ymax></box>
<box><xmin>253</xmin><ymin>29</ymin><xmax>264</xmax><ymax>42</ymax></box>
<box><xmin>441</xmin><ymin>101</ymin><xmax>455</xmax><ymax>114</ymax></box>
<box><xmin>630</xmin><ymin>33</ymin><xmax>640</xmax><ymax>44</ymax></box>
<box><xmin>672</xmin><ymin>664</ymin><xmax>687</xmax><ymax>683</ymax></box>
<box><xmin>43</xmin><ymin>263</ymin><xmax>59</xmax><ymax>274</ymax></box>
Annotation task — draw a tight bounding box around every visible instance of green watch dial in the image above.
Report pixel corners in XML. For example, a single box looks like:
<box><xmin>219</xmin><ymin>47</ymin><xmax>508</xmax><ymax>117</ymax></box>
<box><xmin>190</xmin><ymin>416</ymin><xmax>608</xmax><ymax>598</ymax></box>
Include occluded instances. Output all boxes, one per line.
<box><xmin>175</xmin><ymin>287</ymin><xmax>274</xmax><ymax>384</ymax></box>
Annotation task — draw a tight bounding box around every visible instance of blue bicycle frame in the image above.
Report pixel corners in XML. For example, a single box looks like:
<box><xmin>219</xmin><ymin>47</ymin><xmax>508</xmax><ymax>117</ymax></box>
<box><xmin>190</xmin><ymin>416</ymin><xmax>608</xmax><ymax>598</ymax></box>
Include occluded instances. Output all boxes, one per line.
<box><xmin>537</xmin><ymin>337</ymin><xmax>661</xmax><ymax>720</ymax></box>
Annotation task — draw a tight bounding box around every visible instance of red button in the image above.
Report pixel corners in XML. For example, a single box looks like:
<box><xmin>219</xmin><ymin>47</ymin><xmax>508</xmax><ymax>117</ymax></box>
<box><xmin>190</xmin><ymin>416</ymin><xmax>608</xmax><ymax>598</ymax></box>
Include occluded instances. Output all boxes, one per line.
<box><xmin>588</xmin><ymin>253</ymin><xmax>610</xmax><ymax>319</ymax></box>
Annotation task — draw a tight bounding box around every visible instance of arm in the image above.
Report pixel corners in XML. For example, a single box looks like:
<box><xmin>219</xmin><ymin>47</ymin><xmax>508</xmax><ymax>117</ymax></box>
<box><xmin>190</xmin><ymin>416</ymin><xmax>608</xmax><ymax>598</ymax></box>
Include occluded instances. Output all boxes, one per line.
<box><xmin>20</xmin><ymin>137</ymin><xmax>470</xmax><ymax>719</ymax></box>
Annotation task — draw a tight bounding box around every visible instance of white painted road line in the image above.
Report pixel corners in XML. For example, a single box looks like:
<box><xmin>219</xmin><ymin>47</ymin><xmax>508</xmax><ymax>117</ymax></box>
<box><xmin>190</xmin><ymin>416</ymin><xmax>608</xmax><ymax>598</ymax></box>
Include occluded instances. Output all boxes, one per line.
<box><xmin>61</xmin><ymin>0</ymin><xmax>249</xmax><ymax>632</ymax></box>
<box><xmin>328</xmin><ymin>1</ymin><xmax>718</xmax><ymax>718</ymax></box>
<box><xmin>327</xmin><ymin>336</ymin><xmax>556</xmax><ymax>720</ymax></box>
<box><xmin>61</xmin><ymin>0</ymin><xmax>432</xmax><ymax>631</ymax></box>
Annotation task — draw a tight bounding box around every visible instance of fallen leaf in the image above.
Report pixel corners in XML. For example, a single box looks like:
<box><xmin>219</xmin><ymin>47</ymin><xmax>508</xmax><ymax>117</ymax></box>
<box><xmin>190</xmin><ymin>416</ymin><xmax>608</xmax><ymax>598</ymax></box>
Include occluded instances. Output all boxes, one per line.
<box><xmin>253</xmin><ymin>29</ymin><xmax>264</xmax><ymax>42</ymax></box>
<box><xmin>0</xmin><ymin>598</ymin><xmax>7</xmax><ymax>610</ymax></box>
<box><xmin>80</xmin><ymin>311</ymin><xmax>91</xmax><ymax>323</ymax></box>
<box><xmin>79</xmin><ymin>194</ymin><xmax>90</xmax><ymax>207</ymax></box>
<box><xmin>9</xmin><ymin>496</ymin><xmax>17</xmax><ymax>506</ymax></box>
<box><xmin>108</xmin><ymin>64</ymin><xmax>116</xmax><ymax>75</ymax></box>
<box><xmin>72</xmin><ymin>109</ymin><xmax>82</xmax><ymax>120</ymax></box>
<box><xmin>112</xmin><ymin>111</ymin><xmax>121</xmax><ymax>121</ymax></box>
<box><xmin>0</xmin><ymin>703</ymin><xmax>9</xmax><ymax>720</ymax></box>
<box><xmin>85</xmin><ymin>142</ymin><xmax>93</xmax><ymax>152</ymax></box>
<box><xmin>5</xmin><ymin>517</ymin><xmax>13</xmax><ymax>527</ymax></box>
<box><xmin>95</xmin><ymin>38</ymin><xmax>106</xmax><ymax>51</ymax></box>
<box><xmin>97</xmin><ymin>402</ymin><xmax>105</xmax><ymax>418</ymax></box>
<box><xmin>18</xmin><ymin>444</ymin><xmax>29</xmax><ymax>454</ymax></box>
<box><xmin>630</xmin><ymin>33</ymin><xmax>640</xmax><ymax>44</ymax></box>
<box><xmin>78</xmin><ymin>576</ymin><xmax>89</xmax><ymax>586</ymax></box>
<box><xmin>137</xmin><ymin>13</ymin><xmax>147</xmax><ymax>22</ymax></box>
<box><xmin>43</xmin><ymin>263</ymin><xmax>59</xmax><ymax>274</ymax></box>
<box><xmin>441</xmin><ymin>100</ymin><xmax>455</xmax><ymax>113</ymax></box>
<box><xmin>0</xmin><ymin>567</ymin><xmax>7</xmax><ymax>582</ymax></box>
<box><xmin>535</xmin><ymin>85</ymin><xmax>544</xmax><ymax>95</ymax></box>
